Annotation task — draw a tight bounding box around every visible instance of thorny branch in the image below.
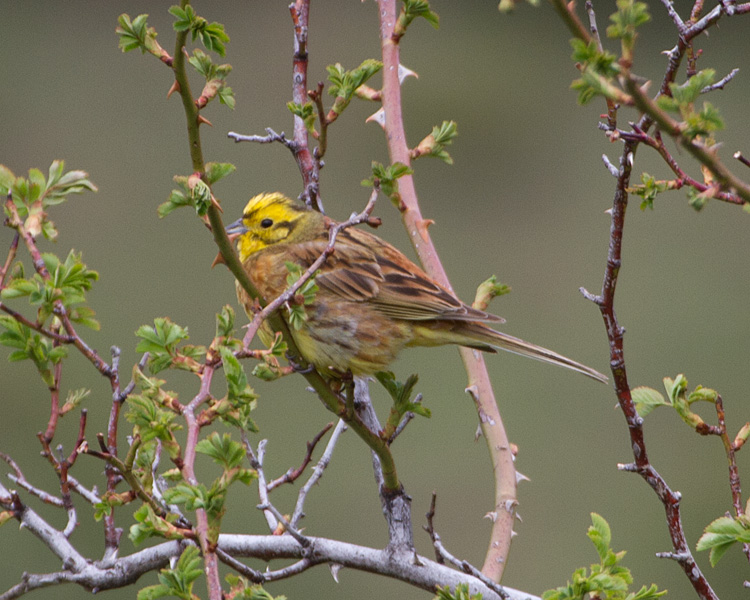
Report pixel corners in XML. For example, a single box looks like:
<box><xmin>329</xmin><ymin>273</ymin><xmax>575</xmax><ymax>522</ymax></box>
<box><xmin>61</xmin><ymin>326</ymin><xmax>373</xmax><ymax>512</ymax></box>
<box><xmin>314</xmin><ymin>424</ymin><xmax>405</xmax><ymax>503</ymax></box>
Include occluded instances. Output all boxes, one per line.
<box><xmin>424</xmin><ymin>493</ymin><xmax>509</xmax><ymax>600</ymax></box>
<box><xmin>376</xmin><ymin>0</ymin><xmax>516</xmax><ymax>582</ymax></box>
<box><xmin>562</xmin><ymin>0</ymin><xmax>750</xmax><ymax>596</ymax></box>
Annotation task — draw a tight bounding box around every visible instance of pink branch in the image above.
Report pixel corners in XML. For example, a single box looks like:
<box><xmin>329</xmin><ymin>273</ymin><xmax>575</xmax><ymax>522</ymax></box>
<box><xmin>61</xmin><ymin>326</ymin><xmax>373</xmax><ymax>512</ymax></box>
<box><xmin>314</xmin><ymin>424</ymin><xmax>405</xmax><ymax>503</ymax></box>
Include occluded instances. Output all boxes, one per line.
<box><xmin>375</xmin><ymin>0</ymin><xmax>515</xmax><ymax>582</ymax></box>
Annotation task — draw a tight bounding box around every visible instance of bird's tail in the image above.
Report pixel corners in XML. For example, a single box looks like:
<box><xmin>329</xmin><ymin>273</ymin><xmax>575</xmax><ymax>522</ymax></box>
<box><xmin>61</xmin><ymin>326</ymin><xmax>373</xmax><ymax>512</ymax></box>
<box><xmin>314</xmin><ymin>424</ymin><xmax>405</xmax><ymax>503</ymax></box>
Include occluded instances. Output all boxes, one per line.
<box><xmin>460</xmin><ymin>323</ymin><xmax>609</xmax><ymax>384</ymax></box>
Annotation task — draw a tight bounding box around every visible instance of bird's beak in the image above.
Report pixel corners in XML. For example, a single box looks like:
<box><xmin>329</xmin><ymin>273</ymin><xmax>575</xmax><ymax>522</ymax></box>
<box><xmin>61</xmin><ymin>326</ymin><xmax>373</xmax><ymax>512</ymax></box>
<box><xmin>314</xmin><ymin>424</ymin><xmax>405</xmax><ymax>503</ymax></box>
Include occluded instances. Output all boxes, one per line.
<box><xmin>225</xmin><ymin>217</ymin><xmax>248</xmax><ymax>241</ymax></box>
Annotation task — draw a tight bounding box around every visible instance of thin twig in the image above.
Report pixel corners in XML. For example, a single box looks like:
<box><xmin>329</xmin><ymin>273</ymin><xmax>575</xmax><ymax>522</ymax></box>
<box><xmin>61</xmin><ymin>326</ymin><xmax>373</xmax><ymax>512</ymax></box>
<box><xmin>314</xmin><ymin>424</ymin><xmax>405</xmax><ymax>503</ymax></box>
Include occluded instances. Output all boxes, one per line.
<box><xmin>701</xmin><ymin>68</ymin><xmax>740</xmax><ymax>93</ymax></box>
<box><xmin>227</xmin><ymin>128</ymin><xmax>294</xmax><ymax>149</ymax></box>
<box><xmin>257</xmin><ymin>502</ymin><xmax>312</xmax><ymax>549</ymax></box>
<box><xmin>267</xmin><ymin>422</ymin><xmax>334</xmax><ymax>490</ymax></box>
<box><xmin>291</xmin><ymin>419</ymin><xmax>347</xmax><ymax>528</ymax></box>
<box><xmin>216</xmin><ymin>547</ymin><xmax>265</xmax><ymax>583</ymax></box>
<box><xmin>423</xmin><ymin>493</ymin><xmax>508</xmax><ymax>599</ymax></box>
<box><xmin>245</xmin><ymin>438</ymin><xmax>277</xmax><ymax>533</ymax></box>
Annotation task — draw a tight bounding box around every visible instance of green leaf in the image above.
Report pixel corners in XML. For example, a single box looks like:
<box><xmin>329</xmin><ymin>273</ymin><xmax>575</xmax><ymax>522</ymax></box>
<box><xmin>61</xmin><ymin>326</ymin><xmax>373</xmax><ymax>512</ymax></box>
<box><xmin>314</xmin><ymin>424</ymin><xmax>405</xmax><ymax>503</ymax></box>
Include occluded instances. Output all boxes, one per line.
<box><xmin>216</xmin><ymin>305</ymin><xmax>235</xmax><ymax>338</ymax></box>
<box><xmin>137</xmin><ymin>545</ymin><xmax>203</xmax><ymax>600</ymax></box>
<box><xmin>544</xmin><ymin>513</ymin><xmax>664</xmax><ymax>600</ymax></box>
<box><xmin>282</xmin><ymin>262</ymin><xmax>318</xmax><ymax>330</ymax></box>
<box><xmin>204</xmin><ymin>162</ymin><xmax>236</xmax><ymax>186</ymax></box>
<box><xmin>396</xmin><ymin>0</ymin><xmax>440</xmax><ymax>37</ymax></box>
<box><xmin>362</xmin><ymin>161</ymin><xmax>413</xmax><ymax>201</ymax></box>
<box><xmin>159</xmin><ymin>186</ymin><xmax>192</xmax><ymax>218</ymax></box>
<box><xmin>434</xmin><ymin>583</ymin><xmax>482</xmax><ymax>600</ymax></box>
<box><xmin>287</xmin><ymin>102</ymin><xmax>316</xmax><ymax>135</ymax></box>
<box><xmin>135</xmin><ymin>317</ymin><xmax>191</xmax><ymax>373</ymax></box>
<box><xmin>415</xmin><ymin>121</ymin><xmax>458</xmax><ymax>164</ymax></box>
<box><xmin>116</xmin><ymin>13</ymin><xmax>163</xmax><ymax>58</ymax></box>
<box><xmin>168</xmin><ymin>5</ymin><xmax>193</xmax><ymax>32</ymax></box>
<box><xmin>0</xmin><ymin>165</ymin><xmax>15</xmax><ymax>195</ymax></box>
<box><xmin>217</xmin><ymin>346</ymin><xmax>258</xmax><ymax>431</ymax></box>
<box><xmin>630</xmin><ymin>386</ymin><xmax>669</xmax><ymax>418</ymax></box>
<box><xmin>630</xmin><ymin>172</ymin><xmax>672</xmax><ymax>210</ymax></box>
<box><xmin>170</xmin><ymin>5</ymin><xmax>229</xmax><ymax>57</ymax></box>
<box><xmin>327</xmin><ymin>59</ymin><xmax>383</xmax><ymax>116</ymax></box>
<box><xmin>588</xmin><ymin>512</ymin><xmax>612</xmax><ymax>561</ymax></box>
<box><xmin>697</xmin><ymin>515</ymin><xmax>750</xmax><ymax>566</ymax></box>
<box><xmin>670</xmin><ymin>70</ymin><xmax>716</xmax><ymax>106</ymax></box>
<box><xmin>61</xmin><ymin>388</ymin><xmax>90</xmax><ymax>414</ymax></box>
<box><xmin>196</xmin><ymin>432</ymin><xmax>245</xmax><ymax>470</ymax></box>
<box><xmin>683</xmin><ymin>102</ymin><xmax>724</xmax><ymax>139</ymax></box>
<box><xmin>0</xmin><ymin>278</ymin><xmax>37</xmax><ymax>300</ymax></box>
<box><xmin>687</xmin><ymin>385</ymin><xmax>717</xmax><ymax>404</ymax></box>
<box><xmin>225</xmin><ymin>575</ymin><xmax>288</xmax><ymax>600</ymax></box>
<box><xmin>606</xmin><ymin>0</ymin><xmax>650</xmax><ymax>43</ymax></box>
<box><xmin>129</xmin><ymin>505</ymin><xmax>185</xmax><ymax>545</ymax></box>
<box><xmin>125</xmin><ymin>394</ymin><xmax>181</xmax><ymax>450</ymax></box>
<box><xmin>570</xmin><ymin>39</ymin><xmax>620</xmax><ymax>79</ymax></box>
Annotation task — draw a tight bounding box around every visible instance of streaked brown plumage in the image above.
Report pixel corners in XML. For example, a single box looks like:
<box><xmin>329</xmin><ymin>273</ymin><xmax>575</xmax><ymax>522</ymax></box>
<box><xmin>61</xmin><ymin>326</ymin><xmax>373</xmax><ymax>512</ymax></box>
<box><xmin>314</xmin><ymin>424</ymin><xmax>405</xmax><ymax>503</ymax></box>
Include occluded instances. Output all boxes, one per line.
<box><xmin>227</xmin><ymin>193</ymin><xmax>607</xmax><ymax>383</ymax></box>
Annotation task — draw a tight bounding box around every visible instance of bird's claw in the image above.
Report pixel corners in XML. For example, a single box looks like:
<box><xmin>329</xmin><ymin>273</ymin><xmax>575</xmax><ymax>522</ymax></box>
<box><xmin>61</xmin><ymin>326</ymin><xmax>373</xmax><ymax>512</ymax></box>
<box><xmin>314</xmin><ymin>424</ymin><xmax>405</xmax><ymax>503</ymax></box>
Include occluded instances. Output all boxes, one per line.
<box><xmin>286</xmin><ymin>352</ymin><xmax>315</xmax><ymax>374</ymax></box>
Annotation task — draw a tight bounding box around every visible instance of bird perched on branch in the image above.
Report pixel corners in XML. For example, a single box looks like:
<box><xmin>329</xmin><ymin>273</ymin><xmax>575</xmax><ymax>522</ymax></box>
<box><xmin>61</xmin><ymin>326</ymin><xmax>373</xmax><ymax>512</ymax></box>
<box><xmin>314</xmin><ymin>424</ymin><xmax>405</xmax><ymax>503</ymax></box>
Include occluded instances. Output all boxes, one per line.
<box><xmin>226</xmin><ymin>192</ymin><xmax>607</xmax><ymax>383</ymax></box>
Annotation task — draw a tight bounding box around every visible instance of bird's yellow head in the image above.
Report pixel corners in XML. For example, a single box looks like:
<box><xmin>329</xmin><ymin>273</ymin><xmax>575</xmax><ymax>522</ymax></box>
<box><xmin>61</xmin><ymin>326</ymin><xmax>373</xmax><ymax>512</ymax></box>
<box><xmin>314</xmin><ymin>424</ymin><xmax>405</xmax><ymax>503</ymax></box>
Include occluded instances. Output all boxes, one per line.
<box><xmin>226</xmin><ymin>192</ymin><xmax>322</xmax><ymax>262</ymax></box>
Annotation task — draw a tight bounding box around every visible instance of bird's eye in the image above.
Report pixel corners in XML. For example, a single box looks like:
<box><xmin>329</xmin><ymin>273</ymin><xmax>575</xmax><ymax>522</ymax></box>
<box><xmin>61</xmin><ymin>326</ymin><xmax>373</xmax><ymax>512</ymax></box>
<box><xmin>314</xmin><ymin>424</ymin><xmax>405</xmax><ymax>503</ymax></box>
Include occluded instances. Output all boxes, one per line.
<box><xmin>260</xmin><ymin>218</ymin><xmax>273</xmax><ymax>229</ymax></box>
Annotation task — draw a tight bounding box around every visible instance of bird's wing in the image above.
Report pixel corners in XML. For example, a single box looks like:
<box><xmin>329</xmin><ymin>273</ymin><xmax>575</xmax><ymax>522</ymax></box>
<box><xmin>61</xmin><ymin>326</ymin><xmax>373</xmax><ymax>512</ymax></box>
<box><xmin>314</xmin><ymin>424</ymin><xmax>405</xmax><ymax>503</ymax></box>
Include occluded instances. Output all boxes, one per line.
<box><xmin>292</xmin><ymin>229</ymin><xmax>504</xmax><ymax>323</ymax></box>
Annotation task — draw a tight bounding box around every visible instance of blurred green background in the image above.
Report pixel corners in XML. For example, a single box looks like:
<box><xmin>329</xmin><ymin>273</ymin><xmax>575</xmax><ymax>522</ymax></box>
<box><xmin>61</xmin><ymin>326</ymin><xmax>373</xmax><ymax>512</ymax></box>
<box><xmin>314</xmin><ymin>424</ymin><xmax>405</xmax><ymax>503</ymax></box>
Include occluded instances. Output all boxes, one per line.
<box><xmin>1</xmin><ymin>1</ymin><xmax>749</xmax><ymax>598</ymax></box>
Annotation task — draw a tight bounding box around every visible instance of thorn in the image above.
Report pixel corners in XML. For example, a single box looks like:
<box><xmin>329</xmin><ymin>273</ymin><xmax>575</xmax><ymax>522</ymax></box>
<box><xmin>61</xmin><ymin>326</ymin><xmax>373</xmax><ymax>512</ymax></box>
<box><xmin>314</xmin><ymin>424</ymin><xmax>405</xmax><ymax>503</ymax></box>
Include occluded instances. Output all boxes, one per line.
<box><xmin>211</xmin><ymin>252</ymin><xmax>226</xmax><ymax>268</ymax></box>
<box><xmin>398</xmin><ymin>64</ymin><xmax>419</xmax><ymax>84</ymax></box>
<box><xmin>416</xmin><ymin>219</ymin><xmax>435</xmax><ymax>243</ymax></box>
<box><xmin>484</xmin><ymin>511</ymin><xmax>498</xmax><ymax>522</ymax></box>
<box><xmin>365</xmin><ymin>107</ymin><xmax>386</xmax><ymax>129</ymax></box>
<box><xmin>167</xmin><ymin>80</ymin><xmax>180</xmax><ymax>99</ymax></box>
<box><xmin>604</xmin><ymin>208</ymin><xmax>613</xmax><ymax>215</ymax></box>
<box><xmin>602</xmin><ymin>154</ymin><xmax>619</xmax><ymax>177</ymax></box>
<box><xmin>329</xmin><ymin>563</ymin><xmax>342</xmax><ymax>583</ymax></box>
<box><xmin>197</xmin><ymin>114</ymin><xmax>213</xmax><ymax>127</ymax></box>
<box><xmin>515</xmin><ymin>470</ymin><xmax>530</xmax><ymax>483</ymax></box>
<box><xmin>503</xmin><ymin>499</ymin><xmax>518</xmax><ymax>513</ymax></box>
<box><xmin>464</xmin><ymin>384</ymin><xmax>479</xmax><ymax>402</ymax></box>
<box><xmin>515</xmin><ymin>512</ymin><xmax>523</xmax><ymax>522</ymax></box>
<box><xmin>510</xmin><ymin>529</ymin><xmax>518</xmax><ymax>538</ymax></box>
<box><xmin>474</xmin><ymin>424</ymin><xmax>483</xmax><ymax>441</ymax></box>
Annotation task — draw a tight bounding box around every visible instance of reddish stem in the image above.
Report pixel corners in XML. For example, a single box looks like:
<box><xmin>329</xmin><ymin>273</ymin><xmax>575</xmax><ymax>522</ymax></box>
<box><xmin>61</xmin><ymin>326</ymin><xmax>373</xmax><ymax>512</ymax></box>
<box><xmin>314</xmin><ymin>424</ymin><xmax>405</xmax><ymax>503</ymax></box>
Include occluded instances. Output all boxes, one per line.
<box><xmin>375</xmin><ymin>0</ymin><xmax>516</xmax><ymax>582</ymax></box>
<box><xmin>289</xmin><ymin>0</ymin><xmax>321</xmax><ymax>210</ymax></box>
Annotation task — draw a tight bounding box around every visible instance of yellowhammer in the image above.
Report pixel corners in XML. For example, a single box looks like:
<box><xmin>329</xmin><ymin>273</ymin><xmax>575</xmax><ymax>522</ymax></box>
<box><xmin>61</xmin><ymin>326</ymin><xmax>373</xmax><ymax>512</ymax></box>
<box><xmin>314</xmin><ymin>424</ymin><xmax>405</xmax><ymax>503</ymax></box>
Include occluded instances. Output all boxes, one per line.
<box><xmin>226</xmin><ymin>192</ymin><xmax>607</xmax><ymax>383</ymax></box>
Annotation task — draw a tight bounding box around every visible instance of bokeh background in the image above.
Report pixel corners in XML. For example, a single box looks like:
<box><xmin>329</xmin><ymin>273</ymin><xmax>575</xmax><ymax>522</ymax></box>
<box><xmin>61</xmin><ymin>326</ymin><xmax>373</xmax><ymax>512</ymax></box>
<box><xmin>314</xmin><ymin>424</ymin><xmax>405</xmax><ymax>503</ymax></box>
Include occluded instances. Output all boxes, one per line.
<box><xmin>1</xmin><ymin>1</ymin><xmax>749</xmax><ymax>598</ymax></box>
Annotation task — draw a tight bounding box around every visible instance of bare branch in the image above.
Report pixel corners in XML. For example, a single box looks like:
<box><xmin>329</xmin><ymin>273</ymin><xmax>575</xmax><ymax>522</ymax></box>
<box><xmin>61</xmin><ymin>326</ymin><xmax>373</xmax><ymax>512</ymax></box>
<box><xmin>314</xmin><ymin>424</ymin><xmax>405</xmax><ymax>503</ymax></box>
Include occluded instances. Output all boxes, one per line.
<box><xmin>267</xmin><ymin>421</ymin><xmax>334</xmax><ymax>490</ymax></box>
<box><xmin>291</xmin><ymin>419</ymin><xmax>347</xmax><ymax>529</ymax></box>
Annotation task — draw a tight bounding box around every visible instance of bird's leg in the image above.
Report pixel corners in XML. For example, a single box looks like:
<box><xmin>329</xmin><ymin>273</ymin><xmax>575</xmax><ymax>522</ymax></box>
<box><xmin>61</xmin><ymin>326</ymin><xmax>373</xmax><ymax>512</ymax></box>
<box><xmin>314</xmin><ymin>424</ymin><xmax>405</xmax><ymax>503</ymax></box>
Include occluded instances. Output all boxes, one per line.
<box><xmin>285</xmin><ymin>351</ymin><xmax>314</xmax><ymax>374</ymax></box>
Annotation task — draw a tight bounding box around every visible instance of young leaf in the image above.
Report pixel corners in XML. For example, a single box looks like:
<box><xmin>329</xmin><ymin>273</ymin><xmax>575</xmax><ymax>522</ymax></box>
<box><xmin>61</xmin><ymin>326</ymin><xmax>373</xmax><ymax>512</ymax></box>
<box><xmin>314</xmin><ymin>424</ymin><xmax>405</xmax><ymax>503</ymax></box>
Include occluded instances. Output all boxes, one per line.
<box><xmin>697</xmin><ymin>515</ymin><xmax>750</xmax><ymax>566</ymax></box>
<box><xmin>196</xmin><ymin>432</ymin><xmax>246</xmax><ymax>470</ymax></box>
<box><xmin>205</xmin><ymin>162</ymin><xmax>236</xmax><ymax>186</ymax></box>
<box><xmin>362</xmin><ymin>161</ymin><xmax>413</xmax><ymax>202</ymax></box>
<box><xmin>630</xmin><ymin>386</ymin><xmax>669</xmax><ymax>418</ymax></box>
<box><xmin>137</xmin><ymin>545</ymin><xmax>203</xmax><ymax>600</ymax></box>
<box><xmin>395</xmin><ymin>0</ymin><xmax>440</xmax><ymax>39</ymax></box>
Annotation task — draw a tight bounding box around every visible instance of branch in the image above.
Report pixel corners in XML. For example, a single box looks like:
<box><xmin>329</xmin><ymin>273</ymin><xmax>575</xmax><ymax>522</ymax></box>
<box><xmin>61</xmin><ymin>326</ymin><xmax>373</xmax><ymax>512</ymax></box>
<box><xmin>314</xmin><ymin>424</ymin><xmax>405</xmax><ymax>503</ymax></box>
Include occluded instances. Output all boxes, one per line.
<box><xmin>375</xmin><ymin>0</ymin><xmax>516</xmax><ymax>582</ymax></box>
<box><xmin>291</xmin><ymin>419</ymin><xmax>347</xmax><ymax>529</ymax></box>
<box><xmin>266</xmin><ymin>421</ymin><xmax>334</xmax><ymax>490</ymax></box>
<box><xmin>425</xmin><ymin>494</ymin><xmax>509</xmax><ymax>599</ymax></box>
<box><xmin>586</xmin><ymin>138</ymin><xmax>719</xmax><ymax>599</ymax></box>
<box><xmin>0</xmin><ymin>531</ymin><xmax>539</xmax><ymax>600</ymax></box>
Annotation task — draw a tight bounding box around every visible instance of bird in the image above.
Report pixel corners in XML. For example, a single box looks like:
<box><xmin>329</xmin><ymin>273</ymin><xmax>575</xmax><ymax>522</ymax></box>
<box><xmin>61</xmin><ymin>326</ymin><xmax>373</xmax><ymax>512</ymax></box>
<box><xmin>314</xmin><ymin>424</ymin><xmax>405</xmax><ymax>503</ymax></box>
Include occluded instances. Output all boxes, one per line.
<box><xmin>225</xmin><ymin>192</ymin><xmax>607</xmax><ymax>383</ymax></box>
